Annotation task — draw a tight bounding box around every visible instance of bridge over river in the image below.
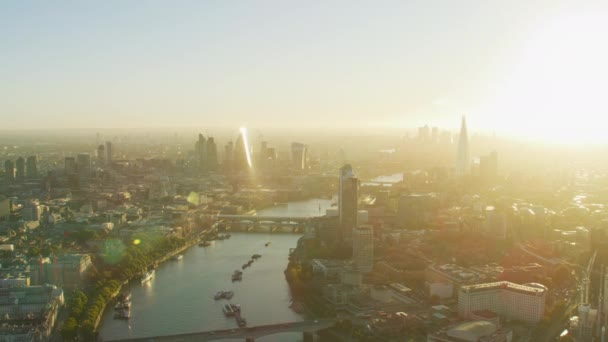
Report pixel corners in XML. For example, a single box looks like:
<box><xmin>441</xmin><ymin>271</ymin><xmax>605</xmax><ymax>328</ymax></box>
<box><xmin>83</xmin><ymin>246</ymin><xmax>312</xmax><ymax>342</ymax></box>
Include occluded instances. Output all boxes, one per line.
<box><xmin>106</xmin><ymin>318</ymin><xmax>336</xmax><ymax>342</ymax></box>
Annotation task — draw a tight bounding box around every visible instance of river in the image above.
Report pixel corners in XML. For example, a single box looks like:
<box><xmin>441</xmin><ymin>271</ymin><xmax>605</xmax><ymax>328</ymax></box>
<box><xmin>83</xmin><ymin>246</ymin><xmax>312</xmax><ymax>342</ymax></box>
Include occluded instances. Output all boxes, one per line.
<box><xmin>99</xmin><ymin>198</ymin><xmax>335</xmax><ymax>341</ymax></box>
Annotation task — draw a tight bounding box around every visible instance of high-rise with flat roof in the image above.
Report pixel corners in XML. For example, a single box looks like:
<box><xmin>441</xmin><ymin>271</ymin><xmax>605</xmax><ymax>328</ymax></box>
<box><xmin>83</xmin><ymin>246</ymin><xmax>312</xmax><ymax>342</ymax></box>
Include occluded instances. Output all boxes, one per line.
<box><xmin>339</xmin><ymin>164</ymin><xmax>358</xmax><ymax>241</ymax></box>
<box><xmin>4</xmin><ymin>160</ymin><xmax>15</xmax><ymax>184</ymax></box>
<box><xmin>353</xmin><ymin>225</ymin><xmax>374</xmax><ymax>273</ymax></box>
<box><xmin>26</xmin><ymin>155</ymin><xmax>37</xmax><ymax>179</ymax></box>
<box><xmin>291</xmin><ymin>142</ymin><xmax>308</xmax><ymax>170</ymax></box>
<box><xmin>105</xmin><ymin>141</ymin><xmax>113</xmax><ymax>165</ymax></box>
<box><xmin>15</xmin><ymin>157</ymin><xmax>25</xmax><ymax>183</ymax></box>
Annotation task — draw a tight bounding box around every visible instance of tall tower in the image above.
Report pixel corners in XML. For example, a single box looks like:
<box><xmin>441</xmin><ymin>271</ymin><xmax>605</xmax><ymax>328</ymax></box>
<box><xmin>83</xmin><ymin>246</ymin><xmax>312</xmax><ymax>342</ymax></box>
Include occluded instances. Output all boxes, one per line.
<box><xmin>353</xmin><ymin>225</ymin><xmax>374</xmax><ymax>273</ymax></box>
<box><xmin>455</xmin><ymin>116</ymin><xmax>470</xmax><ymax>177</ymax></box>
<box><xmin>97</xmin><ymin>145</ymin><xmax>105</xmax><ymax>166</ymax></box>
<box><xmin>207</xmin><ymin>137</ymin><xmax>218</xmax><ymax>171</ymax></box>
<box><xmin>339</xmin><ymin>164</ymin><xmax>358</xmax><ymax>242</ymax></box>
<box><xmin>105</xmin><ymin>141</ymin><xmax>113</xmax><ymax>166</ymax></box>
<box><xmin>26</xmin><ymin>156</ymin><xmax>38</xmax><ymax>179</ymax></box>
<box><xmin>15</xmin><ymin>157</ymin><xmax>25</xmax><ymax>183</ymax></box>
<box><xmin>233</xmin><ymin>128</ymin><xmax>252</xmax><ymax>173</ymax></box>
<box><xmin>291</xmin><ymin>142</ymin><xmax>308</xmax><ymax>170</ymax></box>
<box><xmin>4</xmin><ymin>160</ymin><xmax>15</xmax><ymax>184</ymax></box>
<box><xmin>195</xmin><ymin>134</ymin><xmax>207</xmax><ymax>172</ymax></box>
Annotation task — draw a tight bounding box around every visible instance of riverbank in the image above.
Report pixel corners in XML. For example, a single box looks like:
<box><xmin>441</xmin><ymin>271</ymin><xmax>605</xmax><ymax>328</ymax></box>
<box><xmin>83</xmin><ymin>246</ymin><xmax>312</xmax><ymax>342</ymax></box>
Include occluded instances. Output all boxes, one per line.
<box><xmin>84</xmin><ymin>231</ymin><xmax>209</xmax><ymax>336</ymax></box>
<box><xmin>98</xmin><ymin>232</ymin><xmax>305</xmax><ymax>341</ymax></box>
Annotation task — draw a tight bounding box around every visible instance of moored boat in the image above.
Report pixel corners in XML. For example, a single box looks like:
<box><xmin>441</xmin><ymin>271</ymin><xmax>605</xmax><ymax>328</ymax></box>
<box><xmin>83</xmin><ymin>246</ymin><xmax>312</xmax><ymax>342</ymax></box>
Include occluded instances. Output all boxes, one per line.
<box><xmin>141</xmin><ymin>269</ymin><xmax>155</xmax><ymax>285</ymax></box>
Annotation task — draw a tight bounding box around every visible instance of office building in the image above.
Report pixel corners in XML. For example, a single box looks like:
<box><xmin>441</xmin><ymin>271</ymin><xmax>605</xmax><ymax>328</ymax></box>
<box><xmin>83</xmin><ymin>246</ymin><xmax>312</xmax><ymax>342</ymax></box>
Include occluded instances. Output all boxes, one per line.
<box><xmin>224</xmin><ymin>141</ymin><xmax>234</xmax><ymax>167</ymax></box>
<box><xmin>64</xmin><ymin>157</ymin><xmax>77</xmax><ymax>174</ymax></box>
<box><xmin>207</xmin><ymin>137</ymin><xmax>218</xmax><ymax>171</ymax></box>
<box><xmin>4</xmin><ymin>160</ymin><xmax>15</xmax><ymax>184</ymax></box>
<box><xmin>0</xmin><ymin>285</ymin><xmax>64</xmax><ymax>341</ymax></box>
<box><xmin>458</xmin><ymin>281</ymin><xmax>546</xmax><ymax>323</ymax></box>
<box><xmin>26</xmin><ymin>155</ymin><xmax>38</xmax><ymax>179</ymax></box>
<box><xmin>353</xmin><ymin>225</ymin><xmax>374</xmax><ymax>273</ymax></box>
<box><xmin>455</xmin><ymin>116</ymin><xmax>470</xmax><ymax>177</ymax></box>
<box><xmin>15</xmin><ymin>157</ymin><xmax>25</xmax><ymax>183</ymax></box>
<box><xmin>105</xmin><ymin>141</ymin><xmax>113</xmax><ymax>165</ymax></box>
<box><xmin>339</xmin><ymin>164</ymin><xmax>359</xmax><ymax>241</ymax></box>
<box><xmin>97</xmin><ymin>144</ymin><xmax>105</xmax><ymax>165</ymax></box>
<box><xmin>291</xmin><ymin>142</ymin><xmax>308</xmax><ymax>170</ymax></box>
<box><xmin>233</xmin><ymin>128</ymin><xmax>252</xmax><ymax>173</ymax></box>
<box><xmin>195</xmin><ymin>133</ymin><xmax>207</xmax><ymax>172</ymax></box>
<box><xmin>76</xmin><ymin>153</ymin><xmax>91</xmax><ymax>176</ymax></box>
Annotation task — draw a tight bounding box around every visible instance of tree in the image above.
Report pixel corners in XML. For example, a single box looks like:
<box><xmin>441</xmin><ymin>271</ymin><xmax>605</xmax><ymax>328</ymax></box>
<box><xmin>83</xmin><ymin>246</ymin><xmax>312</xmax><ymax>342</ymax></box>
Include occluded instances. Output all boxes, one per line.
<box><xmin>553</xmin><ymin>264</ymin><xmax>571</xmax><ymax>287</ymax></box>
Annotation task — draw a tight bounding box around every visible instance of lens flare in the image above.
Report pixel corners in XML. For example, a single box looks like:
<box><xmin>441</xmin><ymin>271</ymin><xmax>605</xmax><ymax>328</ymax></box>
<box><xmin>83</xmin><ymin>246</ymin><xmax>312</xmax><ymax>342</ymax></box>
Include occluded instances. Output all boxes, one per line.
<box><xmin>239</xmin><ymin>127</ymin><xmax>253</xmax><ymax>168</ymax></box>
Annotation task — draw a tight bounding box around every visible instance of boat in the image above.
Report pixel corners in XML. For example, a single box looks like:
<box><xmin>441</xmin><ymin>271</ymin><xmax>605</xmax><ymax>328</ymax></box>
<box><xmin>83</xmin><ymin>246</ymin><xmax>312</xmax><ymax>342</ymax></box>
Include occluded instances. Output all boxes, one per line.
<box><xmin>232</xmin><ymin>273</ymin><xmax>242</xmax><ymax>281</ymax></box>
<box><xmin>242</xmin><ymin>264</ymin><xmax>249</xmax><ymax>270</ymax></box>
<box><xmin>198</xmin><ymin>241</ymin><xmax>211</xmax><ymax>247</ymax></box>
<box><xmin>141</xmin><ymin>269</ymin><xmax>155</xmax><ymax>285</ymax></box>
<box><xmin>235</xmin><ymin>312</ymin><xmax>247</xmax><ymax>327</ymax></box>
<box><xmin>171</xmin><ymin>254</ymin><xmax>183</xmax><ymax>261</ymax></box>
<box><xmin>118</xmin><ymin>292</ymin><xmax>131</xmax><ymax>302</ymax></box>
<box><xmin>265</xmin><ymin>242</ymin><xmax>271</xmax><ymax>247</ymax></box>
<box><xmin>114</xmin><ymin>301</ymin><xmax>131</xmax><ymax>310</ymax></box>
<box><xmin>223</xmin><ymin>304</ymin><xmax>234</xmax><ymax>316</ymax></box>
<box><xmin>114</xmin><ymin>308</ymin><xmax>131</xmax><ymax>320</ymax></box>
<box><xmin>224</xmin><ymin>291</ymin><xmax>234</xmax><ymax>299</ymax></box>
<box><xmin>230</xmin><ymin>303</ymin><xmax>241</xmax><ymax>312</ymax></box>
<box><xmin>214</xmin><ymin>291</ymin><xmax>225</xmax><ymax>300</ymax></box>
<box><xmin>233</xmin><ymin>270</ymin><xmax>243</xmax><ymax>276</ymax></box>
<box><xmin>251</xmin><ymin>254</ymin><xmax>261</xmax><ymax>260</ymax></box>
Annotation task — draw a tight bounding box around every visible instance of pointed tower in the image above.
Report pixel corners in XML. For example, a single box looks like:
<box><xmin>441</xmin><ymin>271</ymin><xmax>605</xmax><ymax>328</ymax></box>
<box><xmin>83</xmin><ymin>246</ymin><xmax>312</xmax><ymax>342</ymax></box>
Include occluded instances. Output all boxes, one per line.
<box><xmin>455</xmin><ymin>116</ymin><xmax>470</xmax><ymax>177</ymax></box>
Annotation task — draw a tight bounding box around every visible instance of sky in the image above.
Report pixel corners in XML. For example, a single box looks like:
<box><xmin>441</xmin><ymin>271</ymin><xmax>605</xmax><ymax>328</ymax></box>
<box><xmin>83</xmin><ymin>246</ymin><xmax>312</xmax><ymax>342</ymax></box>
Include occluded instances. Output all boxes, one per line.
<box><xmin>1</xmin><ymin>1</ymin><xmax>608</xmax><ymax>144</ymax></box>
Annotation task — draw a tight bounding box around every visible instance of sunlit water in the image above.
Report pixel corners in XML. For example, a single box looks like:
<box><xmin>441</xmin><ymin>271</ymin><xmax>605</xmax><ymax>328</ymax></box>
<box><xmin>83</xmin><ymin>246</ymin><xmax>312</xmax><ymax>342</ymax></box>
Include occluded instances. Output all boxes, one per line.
<box><xmin>361</xmin><ymin>172</ymin><xmax>404</xmax><ymax>186</ymax></box>
<box><xmin>99</xmin><ymin>198</ymin><xmax>334</xmax><ymax>341</ymax></box>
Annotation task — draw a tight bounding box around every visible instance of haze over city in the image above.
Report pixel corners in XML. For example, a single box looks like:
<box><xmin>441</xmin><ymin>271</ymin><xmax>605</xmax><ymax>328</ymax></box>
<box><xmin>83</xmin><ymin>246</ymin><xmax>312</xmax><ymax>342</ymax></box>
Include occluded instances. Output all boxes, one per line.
<box><xmin>3</xmin><ymin>2</ymin><xmax>608</xmax><ymax>342</ymax></box>
<box><xmin>3</xmin><ymin>1</ymin><xmax>608</xmax><ymax>144</ymax></box>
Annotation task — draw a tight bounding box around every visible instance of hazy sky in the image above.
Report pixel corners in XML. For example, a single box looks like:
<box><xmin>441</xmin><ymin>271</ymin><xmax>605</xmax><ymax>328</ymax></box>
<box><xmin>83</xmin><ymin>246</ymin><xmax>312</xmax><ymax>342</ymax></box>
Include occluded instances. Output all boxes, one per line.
<box><xmin>2</xmin><ymin>1</ymin><xmax>607</xmax><ymax>143</ymax></box>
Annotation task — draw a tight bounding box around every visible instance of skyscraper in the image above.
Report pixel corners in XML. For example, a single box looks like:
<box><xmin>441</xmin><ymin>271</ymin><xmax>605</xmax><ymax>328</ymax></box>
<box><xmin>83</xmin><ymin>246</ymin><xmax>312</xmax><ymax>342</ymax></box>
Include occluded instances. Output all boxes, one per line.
<box><xmin>339</xmin><ymin>164</ymin><xmax>359</xmax><ymax>241</ymax></box>
<box><xmin>291</xmin><ymin>142</ymin><xmax>308</xmax><ymax>170</ymax></box>
<box><xmin>26</xmin><ymin>156</ymin><xmax>37</xmax><ymax>179</ymax></box>
<box><xmin>15</xmin><ymin>157</ymin><xmax>25</xmax><ymax>183</ymax></box>
<box><xmin>353</xmin><ymin>225</ymin><xmax>374</xmax><ymax>273</ymax></box>
<box><xmin>207</xmin><ymin>137</ymin><xmax>218</xmax><ymax>171</ymax></box>
<box><xmin>195</xmin><ymin>134</ymin><xmax>207</xmax><ymax>172</ymax></box>
<box><xmin>76</xmin><ymin>153</ymin><xmax>91</xmax><ymax>176</ymax></box>
<box><xmin>224</xmin><ymin>141</ymin><xmax>234</xmax><ymax>169</ymax></box>
<box><xmin>105</xmin><ymin>141</ymin><xmax>113</xmax><ymax>165</ymax></box>
<box><xmin>233</xmin><ymin>128</ymin><xmax>252</xmax><ymax>173</ymax></box>
<box><xmin>97</xmin><ymin>145</ymin><xmax>105</xmax><ymax>165</ymax></box>
<box><xmin>455</xmin><ymin>116</ymin><xmax>470</xmax><ymax>177</ymax></box>
<box><xmin>4</xmin><ymin>160</ymin><xmax>15</xmax><ymax>184</ymax></box>
<box><xmin>64</xmin><ymin>157</ymin><xmax>77</xmax><ymax>174</ymax></box>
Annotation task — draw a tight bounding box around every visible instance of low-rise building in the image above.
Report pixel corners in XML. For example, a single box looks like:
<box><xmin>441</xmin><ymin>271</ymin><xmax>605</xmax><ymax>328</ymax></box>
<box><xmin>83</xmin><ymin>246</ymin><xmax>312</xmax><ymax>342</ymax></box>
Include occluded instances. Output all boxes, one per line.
<box><xmin>458</xmin><ymin>281</ymin><xmax>547</xmax><ymax>323</ymax></box>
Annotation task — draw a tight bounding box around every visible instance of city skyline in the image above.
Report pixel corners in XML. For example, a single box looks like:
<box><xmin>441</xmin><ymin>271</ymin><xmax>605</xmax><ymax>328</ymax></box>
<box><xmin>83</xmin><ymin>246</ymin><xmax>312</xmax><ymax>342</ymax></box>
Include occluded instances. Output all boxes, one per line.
<box><xmin>2</xmin><ymin>1</ymin><xmax>608</xmax><ymax>144</ymax></box>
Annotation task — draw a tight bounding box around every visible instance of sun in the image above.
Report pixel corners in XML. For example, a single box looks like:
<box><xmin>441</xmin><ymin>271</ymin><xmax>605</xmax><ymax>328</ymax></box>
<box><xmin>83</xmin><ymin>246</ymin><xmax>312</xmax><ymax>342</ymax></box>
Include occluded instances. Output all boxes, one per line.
<box><xmin>479</xmin><ymin>10</ymin><xmax>608</xmax><ymax>145</ymax></box>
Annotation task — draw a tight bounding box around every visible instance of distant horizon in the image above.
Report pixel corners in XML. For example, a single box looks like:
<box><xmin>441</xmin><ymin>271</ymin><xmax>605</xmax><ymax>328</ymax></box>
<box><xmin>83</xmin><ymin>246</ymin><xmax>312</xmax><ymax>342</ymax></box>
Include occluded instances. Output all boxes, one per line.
<box><xmin>2</xmin><ymin>1</ymin><xmax>608</xmax><ymax>144</ymax></box>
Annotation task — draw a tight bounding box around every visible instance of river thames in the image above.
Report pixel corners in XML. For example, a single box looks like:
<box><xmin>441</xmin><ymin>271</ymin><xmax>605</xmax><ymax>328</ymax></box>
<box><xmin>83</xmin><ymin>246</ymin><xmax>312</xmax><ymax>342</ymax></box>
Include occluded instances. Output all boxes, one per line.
<box><xmin>99</xmin><ymin>198</ymin><xmax>334</xmax><ymax>341</ymax></box>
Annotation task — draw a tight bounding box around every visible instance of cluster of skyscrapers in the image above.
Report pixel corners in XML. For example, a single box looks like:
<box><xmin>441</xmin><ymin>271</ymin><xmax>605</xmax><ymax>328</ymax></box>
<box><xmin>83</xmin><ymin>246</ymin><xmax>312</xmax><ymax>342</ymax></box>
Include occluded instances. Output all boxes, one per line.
<box><xmin>4</xmin><ymin>156</ymin><xmax>37</xmax><ymax>184</ymax></box>
<box><xmin>194</xmin><ymin>134</ymin><xmax>219</xmax><ymax>173</ymax></box>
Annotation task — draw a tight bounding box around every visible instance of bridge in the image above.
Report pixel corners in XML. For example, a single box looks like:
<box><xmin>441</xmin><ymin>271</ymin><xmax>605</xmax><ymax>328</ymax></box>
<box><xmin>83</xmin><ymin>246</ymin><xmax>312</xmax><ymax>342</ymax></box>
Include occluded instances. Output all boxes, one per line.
<box><xmin>106</xmin><ymin>318</ymin><xmax>336</xmax><ymax>341</ymax></box>
<box><xmin>216</xmin><ymin>215</ymin><xmax>313</xmax><ymax>233</ymax></box>
<box><xmin>217</xmin><ymin>215</ymin><xmax>311</xmax><ymax>223</ymax></box>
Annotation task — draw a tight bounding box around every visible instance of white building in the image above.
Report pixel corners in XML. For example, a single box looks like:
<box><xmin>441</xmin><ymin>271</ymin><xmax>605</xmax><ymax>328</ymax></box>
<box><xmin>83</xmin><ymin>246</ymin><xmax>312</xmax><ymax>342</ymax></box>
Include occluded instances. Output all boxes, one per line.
<box><xmin>458</xmin><ymin>281</ymin><xmax>546</xmax><ymax>323</ymax></box>
<box><xmin>353</xmin><ymin>225</ymin><xmax>373</xmax><ymax>273</ymax></box>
